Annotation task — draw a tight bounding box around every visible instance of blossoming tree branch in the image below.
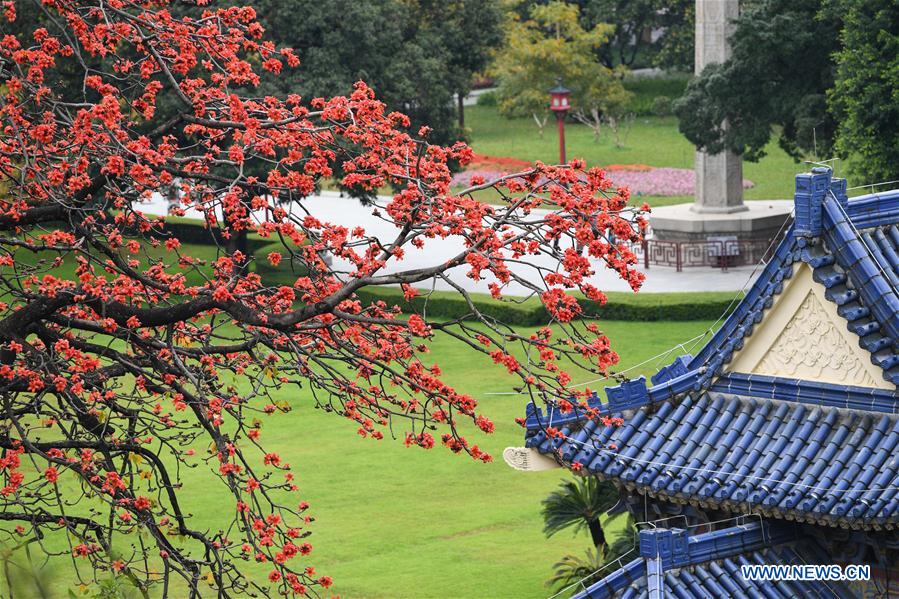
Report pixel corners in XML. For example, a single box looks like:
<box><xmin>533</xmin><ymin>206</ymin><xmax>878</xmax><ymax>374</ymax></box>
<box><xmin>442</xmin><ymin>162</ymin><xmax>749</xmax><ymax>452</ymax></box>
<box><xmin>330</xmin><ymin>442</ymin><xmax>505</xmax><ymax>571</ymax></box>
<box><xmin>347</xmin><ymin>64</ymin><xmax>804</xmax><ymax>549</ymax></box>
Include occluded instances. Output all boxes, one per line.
<box><xmin>0</xmin><ymin>0</ymin><xmax>646</xmax><ymax>596</ymax></box>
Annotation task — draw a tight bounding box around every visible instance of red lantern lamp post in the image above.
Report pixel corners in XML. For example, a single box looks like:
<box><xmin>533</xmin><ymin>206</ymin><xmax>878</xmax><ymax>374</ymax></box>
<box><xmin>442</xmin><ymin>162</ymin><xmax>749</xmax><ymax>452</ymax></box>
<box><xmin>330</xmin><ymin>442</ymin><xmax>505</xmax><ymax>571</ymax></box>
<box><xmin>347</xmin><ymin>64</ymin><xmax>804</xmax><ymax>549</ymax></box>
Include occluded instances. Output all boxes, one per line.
<box><xmin>548</xmin><ymin>79</ymin><xmax>572</xmax><ymax>164</ymax></box>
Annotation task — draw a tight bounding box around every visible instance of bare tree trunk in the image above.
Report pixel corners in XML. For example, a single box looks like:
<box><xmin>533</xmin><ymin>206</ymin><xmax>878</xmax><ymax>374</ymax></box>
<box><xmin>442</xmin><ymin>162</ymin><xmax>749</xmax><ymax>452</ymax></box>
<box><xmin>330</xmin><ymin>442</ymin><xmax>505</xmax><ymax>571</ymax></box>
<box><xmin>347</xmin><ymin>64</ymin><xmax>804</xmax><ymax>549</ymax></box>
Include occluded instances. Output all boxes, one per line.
<box><xmin>532</xmin><ymin>112</ymin><xmax>548</xmax><ymax>139</ymax></box>
<box><xmin>605</xmin><ymin>113</ymin><xmax>636</xmax><ymax>148</ymax></box>
<box><xmin>457</xmin><ymin>91</ymin><xmax>465</xmax><ymax>130</ymax></box>
<box><xmin>574</xmin><ymin>108</ymin><xmax>603</xmax><ymax>141</ymax></box>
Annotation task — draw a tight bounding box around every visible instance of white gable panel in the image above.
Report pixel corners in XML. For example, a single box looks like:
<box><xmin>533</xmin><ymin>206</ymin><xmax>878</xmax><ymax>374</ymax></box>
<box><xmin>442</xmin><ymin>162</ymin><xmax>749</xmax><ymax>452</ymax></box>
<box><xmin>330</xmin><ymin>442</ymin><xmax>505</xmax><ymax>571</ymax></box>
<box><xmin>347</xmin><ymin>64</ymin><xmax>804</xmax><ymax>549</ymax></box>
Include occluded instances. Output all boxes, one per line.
<box><xmin>726</xmin><ymin>262</ymin><xmax>890</xmax><ymax>389</ymax></box>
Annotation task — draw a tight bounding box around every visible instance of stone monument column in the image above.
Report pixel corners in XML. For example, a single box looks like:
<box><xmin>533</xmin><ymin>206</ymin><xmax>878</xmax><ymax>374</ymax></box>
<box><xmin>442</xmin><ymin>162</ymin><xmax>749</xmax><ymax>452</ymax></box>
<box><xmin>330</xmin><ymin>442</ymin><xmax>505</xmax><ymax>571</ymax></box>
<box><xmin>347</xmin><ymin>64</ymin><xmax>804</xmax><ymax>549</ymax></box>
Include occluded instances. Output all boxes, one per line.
<box><xmin>648</xmin><ymin>0</ymin><xmax>793</xmax><ymax>246</ymax></box>
<box><xmin>693</xmin><ymin>0</ymin><xmax>745</xmax><ymax>213</ymax></box>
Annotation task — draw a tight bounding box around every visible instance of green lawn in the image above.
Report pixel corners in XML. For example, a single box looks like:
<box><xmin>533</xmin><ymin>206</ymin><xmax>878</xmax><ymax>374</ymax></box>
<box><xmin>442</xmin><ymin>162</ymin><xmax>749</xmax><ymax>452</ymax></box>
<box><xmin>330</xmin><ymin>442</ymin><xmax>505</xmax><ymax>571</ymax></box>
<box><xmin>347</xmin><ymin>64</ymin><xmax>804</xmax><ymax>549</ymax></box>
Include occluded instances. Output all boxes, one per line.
<box><xmin>273</xmin><ymin>319</ymin><xmax>716</xmax><ymax>599</ymax></box>
<box><xmin>463</xmin><ymin>105</ymin><xmax>807</xmax><ymax>208</ymax></box>
<box><xmin>3</xmin><ymin>318</ymin><xmax>715</xmax><ymax>599</ymax></box>
<box><xmin>13</xmin><ymin>241</ymin><xmax>223</xmax><ymax>288</ymax></box>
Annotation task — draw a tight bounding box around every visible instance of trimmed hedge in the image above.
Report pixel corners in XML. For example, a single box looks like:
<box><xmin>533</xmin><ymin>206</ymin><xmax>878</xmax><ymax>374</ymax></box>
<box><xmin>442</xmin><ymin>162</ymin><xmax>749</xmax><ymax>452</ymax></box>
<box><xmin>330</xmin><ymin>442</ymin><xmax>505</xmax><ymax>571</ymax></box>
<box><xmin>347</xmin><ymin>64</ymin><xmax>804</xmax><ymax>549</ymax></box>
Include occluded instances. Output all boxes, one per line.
<box><xmin>354</xmin><ymin>287</ymin><xmax>740</xmax><ymax>323</ymax></box>
<box><xmin>141</xmin><ymin>215</ymin><xmax>271</xmax><ymax>253</ymax></box>
<box><xmin>253</xmin><ymin>241</ymin><xmax>310</xmax><ymax>280</ymax></box>
<box><xmin>258</xmin><ymin>261</ymin><xmax>740</xmax><ymax>322</ymax></box>
<box><xmin>623</xmin><ymin>74</ymin><xmax>690</xmax><ymax>117</ymax></box>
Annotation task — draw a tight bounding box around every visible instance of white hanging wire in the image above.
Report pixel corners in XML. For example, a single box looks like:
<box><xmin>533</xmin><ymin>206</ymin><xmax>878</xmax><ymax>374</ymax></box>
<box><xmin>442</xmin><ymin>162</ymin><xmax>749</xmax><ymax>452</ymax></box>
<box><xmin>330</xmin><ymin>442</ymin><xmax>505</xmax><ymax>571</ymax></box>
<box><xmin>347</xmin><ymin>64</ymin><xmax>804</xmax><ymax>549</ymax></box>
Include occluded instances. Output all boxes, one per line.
<box><xmin>848</xmin><ymin>179</ymin><xmax>899</xmax><ymax>192</ymax></box>
<box><xmin>482</xmin><ymin>331</ymin><xmax>708</xmax><ymax>396</ymax></box>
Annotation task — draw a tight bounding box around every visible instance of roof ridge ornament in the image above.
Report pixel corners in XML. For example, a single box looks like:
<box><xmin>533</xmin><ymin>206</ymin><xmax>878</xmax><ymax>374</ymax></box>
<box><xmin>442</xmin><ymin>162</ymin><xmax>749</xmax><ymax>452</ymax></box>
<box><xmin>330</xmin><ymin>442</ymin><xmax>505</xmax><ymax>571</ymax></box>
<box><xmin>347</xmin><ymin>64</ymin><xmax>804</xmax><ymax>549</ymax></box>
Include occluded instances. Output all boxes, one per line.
<box><xmin>794</xmin><ymin>167</ymin><xmax>831</xmax><ymax>240</ymax></box>
<box><xmin>794</xmin><ymin>167</ymin><xmax>849</xmax><ymax>243</ymax></box>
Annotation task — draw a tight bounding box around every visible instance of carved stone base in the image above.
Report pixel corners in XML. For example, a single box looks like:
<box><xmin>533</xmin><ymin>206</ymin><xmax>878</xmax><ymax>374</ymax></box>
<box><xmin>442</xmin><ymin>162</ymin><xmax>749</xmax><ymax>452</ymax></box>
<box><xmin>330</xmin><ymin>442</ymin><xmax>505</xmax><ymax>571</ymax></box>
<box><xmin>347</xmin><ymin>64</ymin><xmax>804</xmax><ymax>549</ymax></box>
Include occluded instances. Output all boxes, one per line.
<box><xmin>650</xmin><ymin>200</ymin><xmax>794</xmax><ymax>242</ymax></box>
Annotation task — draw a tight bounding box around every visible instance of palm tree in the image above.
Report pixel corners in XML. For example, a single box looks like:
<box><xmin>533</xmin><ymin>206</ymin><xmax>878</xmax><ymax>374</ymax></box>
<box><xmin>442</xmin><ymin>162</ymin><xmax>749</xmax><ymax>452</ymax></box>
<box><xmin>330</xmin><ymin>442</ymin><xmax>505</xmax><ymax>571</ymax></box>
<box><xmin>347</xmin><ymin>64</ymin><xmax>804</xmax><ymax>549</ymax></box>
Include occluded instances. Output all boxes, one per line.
<box><xmin>545</xmin><ymin>547</ymin><xmax>605</xmax><ymax>593</ymax></box>
<box><xmin>544</xmin><ymin>533</ymin><xmax>636</xmax><ymax>593</ymax></box>
<box><xmin>541</xmin><ymin>476</ymin><xmax>620</xmax><ymax>551</ymax></box>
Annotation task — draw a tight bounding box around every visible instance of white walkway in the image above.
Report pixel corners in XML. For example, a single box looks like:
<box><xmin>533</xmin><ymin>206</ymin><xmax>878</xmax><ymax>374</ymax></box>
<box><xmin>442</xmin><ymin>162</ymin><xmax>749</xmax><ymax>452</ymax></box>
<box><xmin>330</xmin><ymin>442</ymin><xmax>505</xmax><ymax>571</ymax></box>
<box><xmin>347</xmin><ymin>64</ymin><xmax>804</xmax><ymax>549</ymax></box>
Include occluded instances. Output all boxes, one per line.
<box><xmin>135</xmin><ymin>191</ymin><xmax>762</xmax><ymax>296</ymax></box>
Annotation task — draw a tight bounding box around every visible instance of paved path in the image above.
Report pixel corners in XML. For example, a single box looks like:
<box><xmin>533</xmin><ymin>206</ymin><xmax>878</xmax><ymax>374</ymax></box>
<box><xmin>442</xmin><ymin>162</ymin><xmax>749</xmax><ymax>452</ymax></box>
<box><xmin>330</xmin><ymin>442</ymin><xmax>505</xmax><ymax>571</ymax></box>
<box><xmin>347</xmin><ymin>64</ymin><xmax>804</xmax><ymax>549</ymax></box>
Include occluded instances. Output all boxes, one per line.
<box><xmin>136</xmin><ymin>191</ymin><xmax>761</xmax><ymax>296</ymax></box>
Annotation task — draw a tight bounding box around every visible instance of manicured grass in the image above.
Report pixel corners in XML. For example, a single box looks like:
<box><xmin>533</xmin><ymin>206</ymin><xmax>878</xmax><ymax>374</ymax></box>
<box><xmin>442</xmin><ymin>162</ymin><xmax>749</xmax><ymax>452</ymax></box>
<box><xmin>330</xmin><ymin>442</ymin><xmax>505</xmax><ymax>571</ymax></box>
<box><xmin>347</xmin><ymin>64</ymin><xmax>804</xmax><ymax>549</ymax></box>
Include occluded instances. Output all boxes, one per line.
<box><xmin>3</xmin><ymin>318</ymin><xmax>716</xmax><ymax>598</ymax></box>
<box><xmin>272</xmin><ymin>319</ymin><xmax>716</xmax><ymax>599</ymax></box>
<box><xmin>12</xmin><ymin>242</ymin><xmax>223</xmax><ymax>288</ymax></box>
<box><xmin>463</xmin><ymin>105</ymin><xmax>806</xmax><ymax>208</ymax></box>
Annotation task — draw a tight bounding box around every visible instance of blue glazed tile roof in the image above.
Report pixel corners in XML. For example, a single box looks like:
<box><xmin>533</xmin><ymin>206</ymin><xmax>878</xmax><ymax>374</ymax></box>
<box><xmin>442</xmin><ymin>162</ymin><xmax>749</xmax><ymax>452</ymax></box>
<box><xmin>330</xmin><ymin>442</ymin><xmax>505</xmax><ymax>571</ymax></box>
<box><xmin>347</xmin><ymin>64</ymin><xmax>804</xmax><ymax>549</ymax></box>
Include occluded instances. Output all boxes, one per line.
<box><xmin>576</xmin><ymin>521</ymin><xmax>857</xmax><ymax>599</ymax></box>
<box><xmin>681</xmin><ymin>169</ymin><xmax>899</xmax><ymax>387</ymax></box>
<box><xmin>521</xmin><ymin>169</ymin><xmax>899</xmax><ymax>534</ymax></box>
<box><xmin>813</xmin><ymin>196</ymin><xmax>899</xmax><ymax>384</ymax></box>
<box><xmin>526</xmin><ymin>389</ymin><xmax>899</xmax><ymax>529</ymax></box>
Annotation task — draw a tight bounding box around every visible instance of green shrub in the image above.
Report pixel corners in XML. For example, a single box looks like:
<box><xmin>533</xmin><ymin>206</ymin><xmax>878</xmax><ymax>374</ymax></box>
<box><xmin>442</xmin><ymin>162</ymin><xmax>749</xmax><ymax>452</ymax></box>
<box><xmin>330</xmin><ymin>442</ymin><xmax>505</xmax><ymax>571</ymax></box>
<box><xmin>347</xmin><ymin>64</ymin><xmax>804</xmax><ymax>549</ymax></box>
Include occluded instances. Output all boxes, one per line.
<box><xmin>357</xmin><ymin>287</ymin><xmax>738</xmax><ymax>322</ymax></box>
<box><xmin>257</xmin><ymin>264</ymin><xmax>740</xmax><ymax>322</ymax></box>
<box><xmin>476</xmin><ymin>90</ymin><xmax>498</xmax><ymax>107</ymax></box>
<box><xmin>623</xmin><ymin>74</ymin><xmax>689</xmax><ymax>116</ymax></box>
<box><xmin>134</xmin><ymin>215</ymin><xmax>270</xmax><ymax>253</ymax></box>
<box><xmin>651</xmin><ymin>95</ymin><xmax>672</xmax><ymax>116</ymax></box>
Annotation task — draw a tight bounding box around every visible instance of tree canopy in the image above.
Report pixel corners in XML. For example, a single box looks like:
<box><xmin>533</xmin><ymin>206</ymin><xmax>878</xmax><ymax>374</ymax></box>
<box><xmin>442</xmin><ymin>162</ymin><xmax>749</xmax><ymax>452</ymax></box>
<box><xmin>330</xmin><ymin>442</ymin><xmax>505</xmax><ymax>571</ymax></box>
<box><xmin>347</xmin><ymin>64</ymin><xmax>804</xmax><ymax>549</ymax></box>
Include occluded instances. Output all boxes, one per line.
<box><xmin>516</xmin><ymin>0</ymin><xmax>694</xmax><ymax>70</ymax></box>
<box><xmin>674</xmin><ymin>0</ymin><xmax>899</xmax><ymax>184</ymax></box>
<box><xmin>492</xmin><ymin>2</ymin><xmax>632</xmax><ymax>133</ymax></box>
<box><xmin>829</xmin><ymin>0</ymin><xmax>899</xmax><ymax>184</ymax></box>
<box><xmin>674</xmin><ymin>0</ymin><xmax>840</xmax><ymax>163</ymax></box>
<box><xmin>253</xmin><ymin>0</ymin><xmax>503</xmax><ymax>146</ymax></box>
<box><xmin>0</xmin><ymin>0</ymin><xmax>646</xmax><ymax>596</ymax></box>
<box><xmin>578</xmin><ymin>0</ymin><xmax>694</xmax><ymax>70</ymax></box>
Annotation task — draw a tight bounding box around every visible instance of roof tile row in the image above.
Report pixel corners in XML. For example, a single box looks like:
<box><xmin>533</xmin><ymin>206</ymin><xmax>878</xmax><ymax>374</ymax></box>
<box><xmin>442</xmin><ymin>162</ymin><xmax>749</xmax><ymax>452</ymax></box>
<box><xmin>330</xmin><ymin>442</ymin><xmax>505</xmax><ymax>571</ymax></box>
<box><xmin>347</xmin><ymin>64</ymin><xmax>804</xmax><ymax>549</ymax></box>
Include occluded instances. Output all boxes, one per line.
<box><xmin>526</xmin><ymin>391</ymin><xmax>899</xmax><ymax>528</ymax></box>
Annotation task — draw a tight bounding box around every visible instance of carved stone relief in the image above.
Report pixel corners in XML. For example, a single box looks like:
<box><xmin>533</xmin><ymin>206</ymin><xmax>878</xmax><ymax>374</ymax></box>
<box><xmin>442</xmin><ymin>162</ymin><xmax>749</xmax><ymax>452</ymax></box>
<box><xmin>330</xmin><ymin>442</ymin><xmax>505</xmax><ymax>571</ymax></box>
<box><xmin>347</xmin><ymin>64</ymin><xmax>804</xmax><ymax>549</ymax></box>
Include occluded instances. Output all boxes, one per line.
<box><xmin>754</xmin><ymin>290</ymin><xmax>879</xmax><ymax>387</ymax></box>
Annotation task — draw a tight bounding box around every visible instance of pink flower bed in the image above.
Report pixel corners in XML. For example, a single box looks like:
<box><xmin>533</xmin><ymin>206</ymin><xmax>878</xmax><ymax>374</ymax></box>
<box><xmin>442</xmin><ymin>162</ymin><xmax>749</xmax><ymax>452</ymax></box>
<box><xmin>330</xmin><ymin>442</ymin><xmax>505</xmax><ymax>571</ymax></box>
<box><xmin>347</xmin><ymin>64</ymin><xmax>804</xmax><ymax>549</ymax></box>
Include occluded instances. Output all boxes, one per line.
<box><xmin>451</xmin><ymin>166</ymin><xmax>754</xmax><ymax>197</ymax></box>
<box><xmin>605</xmin><ymin>167</ymin><xmax>754</xmax><ymax>196</ymax></box>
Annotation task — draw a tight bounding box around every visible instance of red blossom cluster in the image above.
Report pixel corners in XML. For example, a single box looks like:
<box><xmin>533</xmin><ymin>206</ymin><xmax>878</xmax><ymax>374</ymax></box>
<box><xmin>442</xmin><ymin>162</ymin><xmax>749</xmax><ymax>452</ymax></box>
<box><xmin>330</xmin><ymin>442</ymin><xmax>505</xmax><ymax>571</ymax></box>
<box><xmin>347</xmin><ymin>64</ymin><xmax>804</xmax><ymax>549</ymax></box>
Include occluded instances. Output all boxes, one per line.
<box><xmin>0</xmin><ymin>0</ymin><xmax>646</xmax><ymax>596</ymax></box>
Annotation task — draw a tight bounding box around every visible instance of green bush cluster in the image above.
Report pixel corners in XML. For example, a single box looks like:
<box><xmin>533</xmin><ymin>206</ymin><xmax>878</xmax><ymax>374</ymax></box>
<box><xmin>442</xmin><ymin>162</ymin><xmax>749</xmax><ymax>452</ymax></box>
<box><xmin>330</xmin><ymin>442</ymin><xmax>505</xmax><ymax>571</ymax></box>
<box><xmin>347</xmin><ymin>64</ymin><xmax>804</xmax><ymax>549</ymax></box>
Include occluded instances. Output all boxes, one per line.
<box><xmin>476</xmin><ymin>90</ymin><xmax>498</xmax><ymax>107</ymax></box>
<box><xmin>623</xmin><ymin>74</ymin><xmax>689</xmax><ymax>116</ymax></box>
<box><xmin>253</xmin><ymin>241</ymin><xmax>311</xmax><ymax>279</ymax></box>
<box><xmin>141</xmin><ymin>215</ymin><xmax>271</xmax><ymax>253</ymax></box>
<box><xmin>651</xmin><ymin>95</ymin><xmax>673</xmax><ymax>116</ymax></box>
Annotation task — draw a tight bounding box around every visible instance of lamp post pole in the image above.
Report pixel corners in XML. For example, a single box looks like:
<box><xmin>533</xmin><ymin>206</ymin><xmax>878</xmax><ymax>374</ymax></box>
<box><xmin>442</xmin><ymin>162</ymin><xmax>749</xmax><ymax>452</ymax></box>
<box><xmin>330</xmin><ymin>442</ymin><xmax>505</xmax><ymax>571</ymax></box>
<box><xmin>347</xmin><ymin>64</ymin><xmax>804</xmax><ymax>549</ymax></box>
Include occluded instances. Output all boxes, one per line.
<box><xmin>548</xmin><ymin>79</ymin><xmax>572</xmax><ymax>165</ymax></box>
<box><xmin>556</xmin><ymin>112</ymin><xmax>566</xmax><ymax>164</ymax></box>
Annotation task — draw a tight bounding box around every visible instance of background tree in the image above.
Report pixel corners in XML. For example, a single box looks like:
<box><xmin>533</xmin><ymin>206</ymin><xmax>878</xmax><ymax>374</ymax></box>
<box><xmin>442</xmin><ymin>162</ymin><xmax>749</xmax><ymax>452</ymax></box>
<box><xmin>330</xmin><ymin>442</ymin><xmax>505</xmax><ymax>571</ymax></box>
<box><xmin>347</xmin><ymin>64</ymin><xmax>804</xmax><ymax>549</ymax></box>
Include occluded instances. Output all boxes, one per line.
<box><xmin>673</xmin><ymin>0</ymin><xmax>840</xmax><ymax>163</ymax></box>
<box><xmin>512</xmin><ymin>0</ymin><xmax>694</xmax><ymax>70</ymax></box>
<box><xmin>829</xmin><ymin>0</ymin><xmax>899</xmax><ymax>185</ymax></box>
<box><xmin>253</xmin><ymin>0</ymin><xmax>503</xmax><ymax>147</ymax></box>
<box><xmin>414</xmin><ymin>0</ymin><xmax>505</xmax><ymax>130</ymax></box>
<box><xmin>0</xmin><ymin>0</ymin><xmax>646</xmax><ymax>596</ymax></box>
<box><xmin>650</xmin><ymin>0</ymin><xmax>695</xmax><ymax>71</ymax></box>
<box><xmin>579</xmin><ymin>0</ymin><xmax>694</xmax><ymax>70</ymax></box>
<box><xmin>253</xmin><ymin>0</ymin><xmax>453</xmax><ymax>145</ymax></box>
<box><xmin>491</xmin><ymin>1</ymin><xmax>632</xmax><ymax>138</ymax></box>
